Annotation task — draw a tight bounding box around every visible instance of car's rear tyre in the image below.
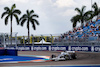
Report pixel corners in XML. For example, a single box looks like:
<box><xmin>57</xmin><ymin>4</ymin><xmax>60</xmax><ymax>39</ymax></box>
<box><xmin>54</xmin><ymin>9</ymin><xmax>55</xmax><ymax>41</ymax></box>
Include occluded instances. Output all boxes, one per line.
<box><xmin>71</xmin><ymin>53</ymin><xmax>77</xmax><ymax>59</ymax></box>
<box><xmin>51</xmin><ymin>54</ymin><xmax>56</xmax><ymax>58</ymax></box>
<box><xmin>64</xmin><ymin>55</ymin><xmax>70</xmax><ymax>60</ymax></box>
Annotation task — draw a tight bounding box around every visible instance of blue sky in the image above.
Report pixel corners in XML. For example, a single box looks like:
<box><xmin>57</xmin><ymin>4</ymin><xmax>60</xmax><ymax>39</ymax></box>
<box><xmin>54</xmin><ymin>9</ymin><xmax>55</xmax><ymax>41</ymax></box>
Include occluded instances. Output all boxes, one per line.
<box><xmin>0</xmin><ymin>0</ymin><xmax>100</xmax><ymax>36</ymax></box>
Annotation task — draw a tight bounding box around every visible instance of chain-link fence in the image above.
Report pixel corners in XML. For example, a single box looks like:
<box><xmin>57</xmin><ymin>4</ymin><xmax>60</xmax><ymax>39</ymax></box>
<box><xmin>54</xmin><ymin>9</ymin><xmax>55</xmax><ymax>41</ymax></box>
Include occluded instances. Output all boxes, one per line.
<box><xmin>53</xmin><ymin>34</ymin><xmax>100</xmax><ymax>46</ymax></box>
<box><xmin>0</xmin><ymin>33</ymin><xmax>18</xmax><ymax>47</ymax></box>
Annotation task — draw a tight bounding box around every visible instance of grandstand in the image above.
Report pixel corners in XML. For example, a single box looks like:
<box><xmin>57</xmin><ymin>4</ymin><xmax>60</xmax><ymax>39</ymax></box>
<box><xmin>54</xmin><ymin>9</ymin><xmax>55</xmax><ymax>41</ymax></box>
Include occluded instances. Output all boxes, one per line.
<box><xmin>53</xmin><ymin>17</ymin><xmax>100</xmax><ymax>46</ymax></box>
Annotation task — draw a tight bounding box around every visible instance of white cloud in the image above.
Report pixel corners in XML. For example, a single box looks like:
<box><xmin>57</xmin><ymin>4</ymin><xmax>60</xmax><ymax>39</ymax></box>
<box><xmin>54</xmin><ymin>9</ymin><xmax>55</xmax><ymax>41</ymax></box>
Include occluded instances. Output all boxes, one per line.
<box><xmin>13</xmin><ymin>0</ymin><xmax>29</xmax><ymax>3</ymax></box>
<box><xmin>54</xmin><ymin>0</ymin><xmax>76</xmax><ymax>8</ymax></box>
<box><xmin>0</xmin><ymin>0</ymin><xmax>10</xmax><ymax>4</ymax></box>
<box><xmin>0</xmin><ymin>0</ymin><xmax>10</xmax><ymax>3</ymax></box>
<box><xmin>0</xmin><ymin>0</ymin><xmax>29</xmax><ymax>5</ymax></box>
<box><xmin>61</xmin><ymin>9</ymin><xmax>77</xmax><ymax>16</ymax></box>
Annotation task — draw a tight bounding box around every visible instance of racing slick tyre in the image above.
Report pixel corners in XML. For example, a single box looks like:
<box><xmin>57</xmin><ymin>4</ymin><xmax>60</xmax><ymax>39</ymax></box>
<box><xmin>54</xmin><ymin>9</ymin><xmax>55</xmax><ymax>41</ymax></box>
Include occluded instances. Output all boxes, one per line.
<box><xmin>51</xmin><ymin>54</ymin><xmax>56</xmax><ymax>58</ymax></box>
<box><xmin>71</xmin><ymin>53</ymin><xmax>77</xmax><ymax>59</ymax></box>
<box><xmin>64</xmin><ymin>55</ymin><xmax>70</xmax><ymax>60</ymax></box>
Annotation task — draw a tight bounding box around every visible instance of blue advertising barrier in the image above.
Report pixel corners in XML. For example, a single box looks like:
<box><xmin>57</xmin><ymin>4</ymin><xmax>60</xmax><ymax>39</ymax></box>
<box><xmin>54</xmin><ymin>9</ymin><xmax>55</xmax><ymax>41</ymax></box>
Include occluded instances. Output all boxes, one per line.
<box><xmin>0</xmin><ymin>49</ymin><xmax>17</xmax><ymax>56</ymax></box>
<box><xmin>70</xmin><ymin>46</ymin><xmax>91</xmax><ymax>51</ymax></box>
<box><xmin>6</xmin><ymin>46</ymin><xmax>31</xmax><ymax>51</ymax></box>
<box><xmin>32</xmin><ymin>46</ymin><xmax>49</xmax><ymax>51</ymax></box>
<box><xmin>6</xmin><ymin>47</ymin><xmax>15</xmax><ymax>49</ymax></box>
<box><xmin>94</xmin><ymin>46</ymin><xmax>100</xmax><ymax>52</ymax></box>
<box><xmin>6</xmin><ymin>49</ymin><xmax>18</xmax><ymax>56</ymax></box>
<box><xmin>17</xmin><ymin>46</ymin><xmax>31</xmax><ymax>51</ymax></box>
<box><xmin>0</xmin><ymin>49</ymin><xmax>5</xmax><ymax>56</ymax></box>
<box><xmin>4</xmin><ymin>46</ymin><xmax>100</xmax><ymax>52</ymax></box>
<box><xmin>50</xmin><ymin>46</ymin><xmax>68</xmax><ymax>51</ymax></box>
<box><xmin>31</xmin><ymin>46</ymin><xmax>68</xmax><ymax>51</ymax></box>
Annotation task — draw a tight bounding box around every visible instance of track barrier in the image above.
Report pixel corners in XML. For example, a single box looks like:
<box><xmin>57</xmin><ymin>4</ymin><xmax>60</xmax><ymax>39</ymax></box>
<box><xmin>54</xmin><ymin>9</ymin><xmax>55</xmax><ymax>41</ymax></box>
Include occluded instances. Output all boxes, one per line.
<box><xmin>0</xmin><ymin>49</ymin><xmax>17</xmax><ymax>56</ymax></box>
<box><xmin>3</xmin><ymin>46</ymin><xmax>100</xmax><ymax>52</ymax></box>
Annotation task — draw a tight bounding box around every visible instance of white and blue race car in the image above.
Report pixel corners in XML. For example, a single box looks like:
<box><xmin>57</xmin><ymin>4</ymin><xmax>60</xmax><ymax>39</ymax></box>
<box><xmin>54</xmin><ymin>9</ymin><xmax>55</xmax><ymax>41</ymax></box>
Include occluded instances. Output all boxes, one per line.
<box><xmin>50</xmin><ymin>51</ymin><xmax>77</xmax><ymax>61</ymax></box>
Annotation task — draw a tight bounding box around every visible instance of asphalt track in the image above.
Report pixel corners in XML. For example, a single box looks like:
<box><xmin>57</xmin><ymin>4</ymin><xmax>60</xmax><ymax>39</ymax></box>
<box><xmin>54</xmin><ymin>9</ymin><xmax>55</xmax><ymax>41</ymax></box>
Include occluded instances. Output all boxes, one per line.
<box><xmin>0</xmin><ymin>51</ymin><xmax>100</xmax><ymax>67</ymax></box>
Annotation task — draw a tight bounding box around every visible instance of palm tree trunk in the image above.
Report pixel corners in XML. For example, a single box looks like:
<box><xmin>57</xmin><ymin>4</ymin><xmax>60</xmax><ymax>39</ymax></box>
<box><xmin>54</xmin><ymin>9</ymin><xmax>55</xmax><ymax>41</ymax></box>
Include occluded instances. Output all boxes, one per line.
<box><xmin>28</xmin><ymin>22</ymin><xmax>30</xmax><ymax>45</ymax></box>
<box><xmin>11</xmin><ymin>20</ymin><xmax>12</xmax><ymax>45</ymax></box>
<box><xmin>81</xmin><ymin>19</ymin><xmax>84</xmax><ymax>27</ymax></box>
<box><xmin>28</xmin><ymin>29</ymin><xmax>30</xmax><ymax>45</ymax></box>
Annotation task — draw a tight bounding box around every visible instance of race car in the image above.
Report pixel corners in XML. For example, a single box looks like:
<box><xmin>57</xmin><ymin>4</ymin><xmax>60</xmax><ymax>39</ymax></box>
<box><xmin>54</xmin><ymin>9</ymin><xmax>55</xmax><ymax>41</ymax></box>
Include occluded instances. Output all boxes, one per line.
<box><xmin>50</xmin><ymin>51</ymin><xmax>77</xmax><ymax>61</ymax></box>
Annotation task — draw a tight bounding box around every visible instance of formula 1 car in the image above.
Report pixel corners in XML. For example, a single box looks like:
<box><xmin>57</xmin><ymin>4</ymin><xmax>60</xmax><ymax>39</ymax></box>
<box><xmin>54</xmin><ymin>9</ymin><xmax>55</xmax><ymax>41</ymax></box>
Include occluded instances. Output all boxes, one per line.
<box><xmin>50</xmin><ymin>51</ymin><xmax>77</xmax><ymax>61</ymax></box>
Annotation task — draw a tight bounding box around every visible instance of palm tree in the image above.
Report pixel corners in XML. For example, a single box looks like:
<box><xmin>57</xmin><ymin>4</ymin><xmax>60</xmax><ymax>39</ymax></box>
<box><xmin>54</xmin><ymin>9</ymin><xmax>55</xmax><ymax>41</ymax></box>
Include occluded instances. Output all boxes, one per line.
<box><xmin>92</xmin><ymin>2</ymin><xmax>100</xmax><ymax>21</ymax></box>
<box><xmin>20</xmin><ymin>10</ymin><xmax>39</xmax><ymax>44</ymax></box>
<box><xmin>71</xmin><ymin>15</ymin><xmax>80</xmax><ymax>28</ymax></box>
<box><xmin>71</xmin><ymin>6</ymin><xmax>93</xmax><ymax>28</ymax></box>
<box><xmin>1</xmin><ymin>4</ymin><xmax>21</xmax><ymax>45</ymax></box>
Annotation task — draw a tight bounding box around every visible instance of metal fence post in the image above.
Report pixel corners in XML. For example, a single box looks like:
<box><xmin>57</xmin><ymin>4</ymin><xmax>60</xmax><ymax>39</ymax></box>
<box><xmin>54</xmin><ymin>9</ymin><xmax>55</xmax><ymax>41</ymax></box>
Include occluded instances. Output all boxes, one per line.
<box><xmin>41</xmin><ymin>35</ymin><xmax>43</xmax><ymax>46</ymax></box>
<box><xmin>23</xmin><ymin>36</ymin><xmax>25</xmax><ymax>47</ymax></box>
<box><xmin>31</xmin><ymin>35</ymin><xmax>34</xmax><ymax>46</ymax></box>
<box><xmin>15</xmin><ymin>33</ymin><xmax>18</xmax><ymax>49</ymax></box>
<box><xmin>50</xmin><ymin>34</ymin><xmax>52</xmax><ymax>45</ymax></box>
<box><xmin>3</xmin><ymin>33</ymin><xmax>6</xmax><ymax>48</ymax></box>
<box><xmin>31</xmin><ymin>34</ymin><xmax>34</xmax><ymax>51</ymax></box>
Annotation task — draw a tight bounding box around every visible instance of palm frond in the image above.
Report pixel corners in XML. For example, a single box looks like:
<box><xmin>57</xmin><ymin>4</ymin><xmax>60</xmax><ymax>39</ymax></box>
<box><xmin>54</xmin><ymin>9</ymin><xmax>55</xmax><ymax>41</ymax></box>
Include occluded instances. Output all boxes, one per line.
<box><xmin>31</xmin><ymin>14</ymin><xmax>39</xmax><ymax>18</ymax></box>
<box><xmin>32</xmin><ymin>19</ymin><xmax>39</xmax><ymax>25</ymax></box>
<box><xmin>1</xmin><ymin>12</ymin><xmax>8</xmax><ymax>18</ymax></box>
<box><xmin>32</xmin><ymin>22</ymin><xmax>36</xmax><ymax>30</ymax></box>
<box><xmin>4</xmin><ymin>15</ymin><xmax>9</xmax><ymax>25</ymax></box>
<box><xmin>84</xmin><ymin>10</ymin><xmax>93</xmax><ymax>20</ymax></box>
<box><xmin>20</xmin><ymin>19</ymin><xmax>27</xmax><ymax>26</ymax></box>
<box><xmin>71</xmin><ymin>15</ymin><xmax>80</xmax><ymax>28</ymax></box>
<box><xmin>73</xmin><ymin>21</ymin><xmax>77</xmax><ymax>28</ymax></box>
<box><xmin>71</xmin><ymin>15</ymin><xmax>80</xmax><ymax>23</ymax></box>
<box><xmin>13</xmin><ymin>9</ymin><xmax>21</xmax><ymax>15</ymax></box>
<box><xmin>4</xmin><ymin>7</ymin><xmax>10</xmax><ymax>11</ymax></box>
<box><xmin>84</xmin><ymin>11</ymin><xmax>93</xmax><ymax>16</ymax></box>
<box><xmin>13</xmin><ymin>14</ymin><xmax>19</xmax><ymax>25</ymax></box>
<box><xmin>92</xmin><ymin>2</ymin><xmax>100</xmax><ymax>17</ymax></box>
<box><xmin>30</xmin><ymin>10</ymin><xmax>34</xmax><ymax>15</ymax></box>
<box><xmin>75</xmin><ymin>8</ymin><xmax>81</xmax><ymax>14</ymax></box>
<box><xmin>82</xmin><ymin>6</ymin><xmax>86</xmax><ymax>13</ymax></box>
<box><xmin>26</xmin><ymin>10</ymin><xmax>30</xmax><ymax>16</ymax></box>
<box><xmin>20</xmin><ymin>14</ymin><xmax>27</xmax><ymax>21</ymax></box>
<box><xmin>11</xmin><ymin>4</ymin><xmax>16</xmax><ymax>10</ymax></box>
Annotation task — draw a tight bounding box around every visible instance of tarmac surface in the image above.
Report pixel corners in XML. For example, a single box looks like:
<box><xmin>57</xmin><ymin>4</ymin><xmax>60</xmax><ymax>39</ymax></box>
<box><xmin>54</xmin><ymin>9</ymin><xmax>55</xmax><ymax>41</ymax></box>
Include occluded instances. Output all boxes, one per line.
<box><xmin>0</xmin><ymin>51</ymin><xmax>100</xmax><ymax>66</ymax></box>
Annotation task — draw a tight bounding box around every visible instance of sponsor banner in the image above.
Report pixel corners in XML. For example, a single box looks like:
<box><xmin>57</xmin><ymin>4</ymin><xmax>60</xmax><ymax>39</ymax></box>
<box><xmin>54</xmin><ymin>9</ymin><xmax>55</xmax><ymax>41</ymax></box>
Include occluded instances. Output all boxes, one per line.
<box><xmin>17</xmin><ymin>46</ymin><xmax>31</xmax><ymax>51</ymax></box>
<box><xmin>50</xmin><ymin>46</ymin><xmax>68</xmax><ymax>51</ymax></box>
<box><xmin>32</xmin><ymin>46</ymin><xmax>49</xmax><ymax>51</ymax></box>
<box><xmin>6</xmin><ymin>47</ymin><xmax>16</xmax><ymax>49</ymax></box>
<box><xmin>71</xmin><ymin>46</ymin><xmax>91</xmax><ymax>51</ymax></box>
<box><xmin>94</xmin><ymin>46</ymin><xmax>100</xmax><ymax>52</ymax></box>
<box><xmin>6</xmin><ymin>46</ymin><xmax>31</xmax><ymax>51</ymax></box>
<box><xmin>5</xmin><ymin>46</ymin><xmax>100</xmax><ymax>52</ymax></box>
